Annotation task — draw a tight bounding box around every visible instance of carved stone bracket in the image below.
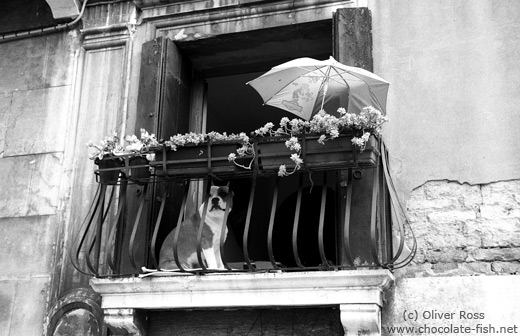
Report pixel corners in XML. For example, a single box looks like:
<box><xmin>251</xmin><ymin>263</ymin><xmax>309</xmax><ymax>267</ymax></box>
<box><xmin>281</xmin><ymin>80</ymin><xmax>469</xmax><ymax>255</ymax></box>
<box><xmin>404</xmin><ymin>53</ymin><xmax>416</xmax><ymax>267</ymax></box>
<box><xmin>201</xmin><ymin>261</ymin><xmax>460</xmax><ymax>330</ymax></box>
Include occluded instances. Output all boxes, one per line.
<box><xmin>104</xmin><ymin>308</ymin><xmax>147</xmax><ymax>336</ymax></box>
<box><xmin>340</xmin><ymin>303</ymin><xmax>381</xmax><ymax>336</ymax></box>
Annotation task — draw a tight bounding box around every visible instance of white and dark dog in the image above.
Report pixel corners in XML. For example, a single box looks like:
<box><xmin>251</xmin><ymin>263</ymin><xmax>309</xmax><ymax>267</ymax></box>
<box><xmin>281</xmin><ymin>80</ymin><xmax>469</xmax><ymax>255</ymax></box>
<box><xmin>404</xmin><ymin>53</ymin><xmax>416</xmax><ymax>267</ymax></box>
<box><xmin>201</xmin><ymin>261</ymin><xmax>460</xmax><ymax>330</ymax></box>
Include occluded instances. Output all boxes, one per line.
<box><xmin>159</xmin><ymin>185</ymin><xmax>233</xmax><ymax>270</ymax></box>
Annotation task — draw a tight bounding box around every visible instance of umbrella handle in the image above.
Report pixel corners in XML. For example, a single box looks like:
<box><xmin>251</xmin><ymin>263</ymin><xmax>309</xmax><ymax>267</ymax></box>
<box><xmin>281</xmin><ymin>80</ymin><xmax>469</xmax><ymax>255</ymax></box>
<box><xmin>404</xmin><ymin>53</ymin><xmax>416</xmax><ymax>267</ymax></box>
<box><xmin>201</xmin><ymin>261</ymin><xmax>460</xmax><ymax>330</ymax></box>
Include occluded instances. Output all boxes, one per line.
<box><xmin>320</xmin><ymin>82</ymin><xmax>329</xmax><ymax>112</ymax></box>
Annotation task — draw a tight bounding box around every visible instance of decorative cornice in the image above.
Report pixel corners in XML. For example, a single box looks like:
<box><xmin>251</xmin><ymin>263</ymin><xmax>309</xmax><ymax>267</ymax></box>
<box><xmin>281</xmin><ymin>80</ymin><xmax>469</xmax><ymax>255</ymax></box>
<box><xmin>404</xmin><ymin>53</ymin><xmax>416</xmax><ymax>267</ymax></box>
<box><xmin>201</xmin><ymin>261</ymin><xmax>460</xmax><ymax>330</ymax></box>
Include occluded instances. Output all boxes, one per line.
<box><xmin>136</xmin><ymin>0</ymin><xmax>353</xmax><ymax>30</ymax></box>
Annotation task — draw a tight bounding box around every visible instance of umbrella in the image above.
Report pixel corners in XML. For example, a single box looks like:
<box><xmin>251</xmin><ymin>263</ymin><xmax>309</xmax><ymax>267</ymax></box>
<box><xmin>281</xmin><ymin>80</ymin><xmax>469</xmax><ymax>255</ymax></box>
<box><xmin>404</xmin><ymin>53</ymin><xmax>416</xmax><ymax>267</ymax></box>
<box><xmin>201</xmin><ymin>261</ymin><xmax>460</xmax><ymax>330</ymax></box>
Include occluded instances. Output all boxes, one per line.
<box><xmin>247</xmin><ymin>56</ymin><xmax>390</xmax><ymax>120</ymax></box>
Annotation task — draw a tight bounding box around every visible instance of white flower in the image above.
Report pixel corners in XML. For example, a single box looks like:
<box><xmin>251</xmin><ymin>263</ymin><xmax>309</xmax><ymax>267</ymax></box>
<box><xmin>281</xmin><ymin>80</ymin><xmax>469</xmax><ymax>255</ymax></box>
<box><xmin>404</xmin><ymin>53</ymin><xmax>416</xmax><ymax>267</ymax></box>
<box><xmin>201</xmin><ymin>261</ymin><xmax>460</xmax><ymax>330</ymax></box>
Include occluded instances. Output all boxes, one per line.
<box><xmin>278</xmin><ymin>165</ymin><xmax>288</xmax><ymax>177</ymax></box>
<box><xmin>290</xmin><ymin>153</ymin><xmax>303</xmax><ymax>165</ymax></box>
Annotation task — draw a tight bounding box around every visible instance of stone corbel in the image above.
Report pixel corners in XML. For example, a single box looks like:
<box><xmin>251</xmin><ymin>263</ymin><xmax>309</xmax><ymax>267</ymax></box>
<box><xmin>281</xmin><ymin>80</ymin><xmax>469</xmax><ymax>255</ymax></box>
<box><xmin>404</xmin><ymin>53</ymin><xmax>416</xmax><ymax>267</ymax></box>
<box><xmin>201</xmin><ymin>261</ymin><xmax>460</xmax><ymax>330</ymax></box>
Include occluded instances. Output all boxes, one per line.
<box><xmin>340</xmin><ymin>303</ymin><xmax>381</xmax><ymax>336</ymax></box>
<box><xmin>104</xmin><ymin>308</ymin><xmax>147</xmax><ymax>336</ymax></box>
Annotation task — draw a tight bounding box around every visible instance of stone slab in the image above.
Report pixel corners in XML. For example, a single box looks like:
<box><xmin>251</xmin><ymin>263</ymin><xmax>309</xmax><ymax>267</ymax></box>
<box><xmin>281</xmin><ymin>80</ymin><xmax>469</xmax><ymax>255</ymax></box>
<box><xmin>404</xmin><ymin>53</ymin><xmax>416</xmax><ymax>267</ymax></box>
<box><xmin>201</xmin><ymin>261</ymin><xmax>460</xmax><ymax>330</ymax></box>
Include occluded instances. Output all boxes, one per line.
<box><xmin>0</xmin><ymin>153</ymin><xmax>63</xmax><ymax>218</ymax></box>
<box><xmin>4</xmin><ymin>86</ymin><xmax>70</xmax><ymax>157</ymax></box>
<box><xmin>0</xmin><ymin>215</ymin><xmax>56</xmax><ymax>276</ymax></box>
<box><xmin>0</xmin><ymin>277</ymin><xmax>49</xmax><ymax>336</ymax></box>
<box><xmin>0</xmin><ymin>33</ymin><xmax>74</xmax><ymax>93</ymax></box>
<box><xmin>0</xmin><ymin>94</ymin><xmax>11</xmax><ymax>157</ymax></box>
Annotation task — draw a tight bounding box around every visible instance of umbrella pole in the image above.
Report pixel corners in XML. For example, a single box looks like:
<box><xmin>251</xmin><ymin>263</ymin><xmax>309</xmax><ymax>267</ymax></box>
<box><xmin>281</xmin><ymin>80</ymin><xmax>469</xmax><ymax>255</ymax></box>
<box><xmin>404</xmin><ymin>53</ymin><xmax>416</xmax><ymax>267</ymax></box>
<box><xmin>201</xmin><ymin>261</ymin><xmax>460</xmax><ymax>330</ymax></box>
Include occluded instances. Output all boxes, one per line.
<box><xmin>320</xmin><ymin>82</ymin><xmax>328</xmax><ymax>112</ymax></box>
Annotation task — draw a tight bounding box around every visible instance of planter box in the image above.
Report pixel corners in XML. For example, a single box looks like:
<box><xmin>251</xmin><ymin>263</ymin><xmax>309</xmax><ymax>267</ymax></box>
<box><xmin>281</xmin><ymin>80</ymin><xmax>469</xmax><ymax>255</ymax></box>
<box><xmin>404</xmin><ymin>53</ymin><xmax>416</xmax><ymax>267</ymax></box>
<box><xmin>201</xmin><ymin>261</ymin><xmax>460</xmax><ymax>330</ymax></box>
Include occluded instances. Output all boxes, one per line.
<box><xmin>257</xmin><ymin>133</ymin><xmax>380</xmax><ymax>171</ymax></box>
<box><xmin>95</xmin><ymin>157</ymin><xmax>123</xmax><ymax>184</ymax></box>
<box><xmin>95</xmin><ymin>156</ymin><xmax>151</xmax><ymax>184</ymax></box>
<box><xmin>151</xmin><ymin>142</ymin><xmax>251</xmax><ymax>178</ymax></box>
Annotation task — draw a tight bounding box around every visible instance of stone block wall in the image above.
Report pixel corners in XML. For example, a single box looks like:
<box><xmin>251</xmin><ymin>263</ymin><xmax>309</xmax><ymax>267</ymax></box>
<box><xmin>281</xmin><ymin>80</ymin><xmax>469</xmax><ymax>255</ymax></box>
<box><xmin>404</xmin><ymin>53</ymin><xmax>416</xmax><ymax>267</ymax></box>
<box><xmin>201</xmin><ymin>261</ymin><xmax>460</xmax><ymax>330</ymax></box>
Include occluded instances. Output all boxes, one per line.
<box><xmin>0</xmin><ymin>31</ymin><xmax>77</xmax><ymax>336</ymax></box>
<box><xmin>397</xmin><ymin>179</ymin><xmax>520</xmax><ymax>277</ymax></box>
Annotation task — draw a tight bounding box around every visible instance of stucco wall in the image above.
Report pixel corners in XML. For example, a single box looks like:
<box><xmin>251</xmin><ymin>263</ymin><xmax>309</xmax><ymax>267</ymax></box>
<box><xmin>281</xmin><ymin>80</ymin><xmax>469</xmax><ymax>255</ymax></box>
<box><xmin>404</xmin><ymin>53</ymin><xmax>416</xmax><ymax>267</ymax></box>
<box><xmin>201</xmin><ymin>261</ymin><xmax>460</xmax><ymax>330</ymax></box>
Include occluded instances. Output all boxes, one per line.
<box><xmin>0</xmin><ymin>31</ymin><xmax>78</xmax><ymax>336</ymax></box>
<box><xmin>367</xmin><ymin>0</ymin><xmax>520</xmax><ymax>333</ymax></box>
<box><xmin>369</xmin><ymin>0</ymin><xmax>520</xmax><ymax>199</ymax></box>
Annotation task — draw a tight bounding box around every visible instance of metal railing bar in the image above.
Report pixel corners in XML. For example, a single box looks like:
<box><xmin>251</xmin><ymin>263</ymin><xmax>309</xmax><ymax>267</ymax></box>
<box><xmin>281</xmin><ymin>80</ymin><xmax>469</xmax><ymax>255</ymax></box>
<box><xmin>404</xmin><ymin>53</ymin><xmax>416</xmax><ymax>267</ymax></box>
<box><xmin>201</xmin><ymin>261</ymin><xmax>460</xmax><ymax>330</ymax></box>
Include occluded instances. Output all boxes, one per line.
<box><xmin>242</xmin><ymin>173</ymin><xmax>257</xmax><ymax>271</ymax></box>
<box><xmin>129</xmin><ymin>183</ymin><xmax>149</xmax><ymax>271</ymax></box>
<box><xmin>173</xmin><ymin>181</ymin><xmax>190</xmax><ymax>272</ymax></box>
<box><xmin>86</xmin><ymin>184</ymin><xmax>108</xmax><ymax>275</ymax></box>
<box><xmin>379</xmin><ymin>162</ymin><xmax>390</xmax><ymax>265</ymax></box>
<box><xmin>70</xmin><ymin>184</ymin><xmax>102</xmax><ymax>276</ymax></box>
<box><xmin>370</xmin><ymin>167</ymin><xmax>382</xmax><ymax>267</ymax></box>
<box><xmin>92</xmin><ymin>184</ymin><xmax>117</xmax><ymax>274</ymax></box>
<box><xmin>150</xmin><ymin>184</ymin><xmax>168</xmax><ymax>269</ymax></box>
<box><xmin>381</xmin><ymin>144</ymin><xmax>406</xmax><ymax>265</ymax></box>
<box><xmin>342</xmin><ymin>169</ymin><xmax>355</xmax><ymax>266</ymax></box>
<box><xmin>291</xmin><ymin>174</ymin><xmax>304</xmax><ymax>268</ymax></box>
<box><xmin>267</xmin><ymin>177</ymin><xmax>280</xmax><ymax>270</ymax></box>
<box><xmin>318</xmin><ymin>172</ymin><xmax>330</xmax><ymax>268</ymax></box>
<box><xmin>196</xmin><ymin>179</ymin><xmax>211</xmax><ymax>271</ymax></box>
<box><xmin>107</xmin><ymin>181</ymin><xmax>128</xmax><ymax>273</ymax></box>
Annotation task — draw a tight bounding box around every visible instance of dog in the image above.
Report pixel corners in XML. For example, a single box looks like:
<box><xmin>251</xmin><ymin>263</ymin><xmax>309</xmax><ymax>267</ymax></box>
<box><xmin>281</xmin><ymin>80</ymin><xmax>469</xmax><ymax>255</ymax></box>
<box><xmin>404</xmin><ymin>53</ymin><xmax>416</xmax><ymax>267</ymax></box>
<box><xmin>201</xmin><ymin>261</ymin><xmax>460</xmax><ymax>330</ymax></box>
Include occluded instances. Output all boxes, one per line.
<box><xmin>159</xmin><ymin>185</ymin><xmax>233</xmax><ymax>270</ymax></box>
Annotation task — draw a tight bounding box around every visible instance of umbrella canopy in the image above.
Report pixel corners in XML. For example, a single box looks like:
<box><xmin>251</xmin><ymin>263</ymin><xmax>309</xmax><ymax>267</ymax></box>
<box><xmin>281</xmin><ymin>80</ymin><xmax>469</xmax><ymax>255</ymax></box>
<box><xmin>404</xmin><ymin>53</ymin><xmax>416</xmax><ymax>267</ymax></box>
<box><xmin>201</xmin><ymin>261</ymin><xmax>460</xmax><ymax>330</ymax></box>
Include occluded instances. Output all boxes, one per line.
<box><xmin>247</xmin><ymin>56</ymin><xmax>390</xmax><ymax>120</ymax></box>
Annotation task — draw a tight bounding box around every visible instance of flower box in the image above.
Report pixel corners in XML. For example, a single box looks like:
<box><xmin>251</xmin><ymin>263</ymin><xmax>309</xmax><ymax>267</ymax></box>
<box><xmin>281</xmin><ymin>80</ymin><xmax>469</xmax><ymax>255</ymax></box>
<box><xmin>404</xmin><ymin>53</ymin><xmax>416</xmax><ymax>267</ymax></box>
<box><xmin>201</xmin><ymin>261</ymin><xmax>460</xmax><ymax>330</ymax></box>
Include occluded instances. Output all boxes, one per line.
<box><xmin>151</xmin><ymin>142</ymin><xmax>252</xmax><ymax>178</ymax></box>
<box><xmin>95</xmin><ymin>156</ymin><xmax>151</xmax><ymax>184</ymax></box>
<box><xmin>95</xmin><ymin>157</ymin><xmax>123</xmax><ymax>184</ymax></box>
<box><xmin>257</xmin><ymin>133</ymin><xmax>380</xmax><ymax>172</ymax></box>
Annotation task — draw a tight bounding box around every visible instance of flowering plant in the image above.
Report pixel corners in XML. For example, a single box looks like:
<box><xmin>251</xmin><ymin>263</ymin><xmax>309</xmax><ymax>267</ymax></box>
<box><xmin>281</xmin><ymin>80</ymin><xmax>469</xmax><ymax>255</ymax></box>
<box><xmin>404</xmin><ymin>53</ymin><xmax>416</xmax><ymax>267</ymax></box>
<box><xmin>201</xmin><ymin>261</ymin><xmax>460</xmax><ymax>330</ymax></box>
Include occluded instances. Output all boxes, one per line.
<box><xmin>166</xmin><ymin>131</ymin><xmax>255</xmax><ymax>169</ymax></box>
<box><xmin>251</xmin><ymin>106</ymin><xmax>389</xmax><ymax>176</ymax></box>
<box><xmin>124</xmin><ymin>129</ymin><xmax>159</xmax><ymax>161</ymax></box>
<box><xmin>87</xmin><ymin>132</ymin><xmax>125</xmax><ymax>161</ymax></box>
<box><xmin>88</xmin><ymin>129</ymin><xmax>159</xmax><ymax>161</ymax></box>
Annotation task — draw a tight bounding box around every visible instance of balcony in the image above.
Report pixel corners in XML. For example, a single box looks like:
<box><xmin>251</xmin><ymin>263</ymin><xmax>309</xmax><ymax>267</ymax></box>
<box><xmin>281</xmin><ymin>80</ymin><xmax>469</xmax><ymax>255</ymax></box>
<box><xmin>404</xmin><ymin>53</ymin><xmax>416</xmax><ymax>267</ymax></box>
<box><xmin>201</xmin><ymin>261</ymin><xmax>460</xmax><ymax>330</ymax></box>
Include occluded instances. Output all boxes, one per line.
<box><xmin>75</xmin><ymin>134</ymin><xmax>413</xmax><ymax>335</ymax></box>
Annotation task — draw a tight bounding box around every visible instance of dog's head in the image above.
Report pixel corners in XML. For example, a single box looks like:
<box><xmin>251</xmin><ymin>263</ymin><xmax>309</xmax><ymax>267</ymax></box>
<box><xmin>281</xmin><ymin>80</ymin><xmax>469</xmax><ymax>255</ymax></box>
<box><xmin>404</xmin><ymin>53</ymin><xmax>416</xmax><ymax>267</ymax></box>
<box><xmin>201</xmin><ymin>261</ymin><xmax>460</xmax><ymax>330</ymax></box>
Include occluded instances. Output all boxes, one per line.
<box><xmin>207</xmin><ymin>185</ymin><xmax>233</xmax><ymax>212</ymax></box>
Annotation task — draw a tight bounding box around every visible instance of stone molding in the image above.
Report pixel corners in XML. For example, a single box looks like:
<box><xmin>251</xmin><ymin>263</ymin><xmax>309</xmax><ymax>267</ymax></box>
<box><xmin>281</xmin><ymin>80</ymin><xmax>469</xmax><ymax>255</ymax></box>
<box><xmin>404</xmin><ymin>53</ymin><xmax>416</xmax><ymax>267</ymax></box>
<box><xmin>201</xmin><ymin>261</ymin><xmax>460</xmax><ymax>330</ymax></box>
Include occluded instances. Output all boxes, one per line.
<box><xmin>134</xmin><ymin>0</ymin><xmax>354</xmax><ymax>39</ymax></box>
<box><xmin>91</xmin><ymin>270</ymin><xmax>394</xmax><ymax>335</ymax></box>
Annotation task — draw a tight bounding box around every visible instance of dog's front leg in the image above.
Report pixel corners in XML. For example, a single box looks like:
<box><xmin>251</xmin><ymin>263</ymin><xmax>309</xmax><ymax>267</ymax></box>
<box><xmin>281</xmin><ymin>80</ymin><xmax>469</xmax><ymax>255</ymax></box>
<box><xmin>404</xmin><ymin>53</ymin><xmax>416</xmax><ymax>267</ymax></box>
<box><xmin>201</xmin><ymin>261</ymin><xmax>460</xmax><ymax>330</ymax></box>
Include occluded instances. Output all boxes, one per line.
<box><xmin>202</xmin><ymin>248</ymin><xmax>219</xmax><ymax>269</ymax></box>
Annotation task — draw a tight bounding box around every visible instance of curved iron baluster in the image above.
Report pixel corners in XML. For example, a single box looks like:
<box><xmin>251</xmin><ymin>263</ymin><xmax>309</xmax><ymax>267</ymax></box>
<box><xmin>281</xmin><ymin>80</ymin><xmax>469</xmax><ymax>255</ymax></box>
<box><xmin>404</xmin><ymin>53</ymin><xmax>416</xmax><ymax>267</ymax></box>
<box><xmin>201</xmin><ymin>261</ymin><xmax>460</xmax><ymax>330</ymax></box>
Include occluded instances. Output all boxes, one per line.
<box><xmin>242</xmin><ymin>173</ymin><xmax>257</xmax><ymax>271</ymax></box>
<box><xmin>150</xmin><ymin>184</ymin><xmax>168</xmax><ymax>270</ymax></box>
<box><xmin>267</xmin><ymin>177</ymin><xmax>280</xmax><ymax>270</ymax></box>
<box><xmin>291</xmin><ymin>174</ymin><xmax>304</xmax><ymax>268</ymax></box>
<box><xmin>370</xmin><ymin>166</ymin><xmax>382</xmax><ymax>267</ymax></box>
<box><xmin>89</xmin><ymin>184</ymin><xmax>117</xmax><ymax>275</ymax></box>
<box><xmin>381</xmin><ymin>141</ymin><xmax>417</xmax><ymax>268</ymax></box>
<box><xmin>106</xmin><ymin>180</ymin><xmax>128</xmax><ymax>273</ymax></box>
<box><xmin>342</xmin><ymin>169</ymin><xmax>355</xmax><ymax>267</ymax></box>
<box><xmin>318</xmin><ymin>172</ymin><xmax>330</xmax><ymax>269</ymax></box>
<box><xmin>85</xmin><ymin>183</ymin><xmax>107</xmax><ymax>275</ymax></box>
<box><xmin>129</xmin><ymin>183</ymin><xmax>149</xmax><ymax>272</ymax></box>
<box><xmin>70</xmin><ymin>184</ymin><xmax>102</xmax><ymax>276</ymax></box>
<box><xmin>196</xmin><ymin>179</ymin><xmax>212</xmax><ymax>271</ymax></box>
<box><xmin>173</xmin><ymin>180</ymin><xmax>190</xmax><ymax>272</ymax></box>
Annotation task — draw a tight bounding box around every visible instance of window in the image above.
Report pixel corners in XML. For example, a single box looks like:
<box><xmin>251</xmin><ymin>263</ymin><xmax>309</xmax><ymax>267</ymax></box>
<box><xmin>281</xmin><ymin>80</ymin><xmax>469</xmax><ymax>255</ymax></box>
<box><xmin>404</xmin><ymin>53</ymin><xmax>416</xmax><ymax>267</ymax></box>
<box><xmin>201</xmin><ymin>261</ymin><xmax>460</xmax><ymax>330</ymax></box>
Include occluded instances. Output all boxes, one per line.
<box><xmin>73</xmin><ymin>9</ymin><xmax>403</xmax><ymax>277</ymax></box>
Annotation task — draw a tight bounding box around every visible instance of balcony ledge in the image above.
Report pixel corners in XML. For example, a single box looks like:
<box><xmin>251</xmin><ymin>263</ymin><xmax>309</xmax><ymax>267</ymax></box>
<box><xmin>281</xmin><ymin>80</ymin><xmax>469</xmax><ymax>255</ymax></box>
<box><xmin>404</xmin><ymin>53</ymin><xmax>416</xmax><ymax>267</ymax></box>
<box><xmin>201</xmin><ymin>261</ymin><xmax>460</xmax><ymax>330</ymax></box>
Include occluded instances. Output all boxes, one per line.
<box><xmin>91</xmin><ymin>269</ymin><xmax>393</xmax><ymax>310</ymax></box>
<box><xmin>91</xmin><ymin>270</ymin><xmax>393</xmax><ymax>335</ymax></box>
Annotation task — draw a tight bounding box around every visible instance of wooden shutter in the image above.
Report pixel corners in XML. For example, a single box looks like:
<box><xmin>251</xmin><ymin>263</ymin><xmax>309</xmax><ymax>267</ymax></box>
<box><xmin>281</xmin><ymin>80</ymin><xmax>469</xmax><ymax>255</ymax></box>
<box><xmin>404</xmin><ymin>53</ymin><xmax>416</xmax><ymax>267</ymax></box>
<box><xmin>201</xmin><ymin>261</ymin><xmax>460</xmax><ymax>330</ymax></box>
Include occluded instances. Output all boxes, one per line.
<box><xmin>135</xmin><ymin>36</ymin><xmax>192</xmax><ymax>138</ymax></box>
<box><xmin>333</xmin><ymin>7</ymin><xmax>373</xmax><ymax>71</ymax></box>
<box><xmin>117</xmin><ymin>37</ymin><xmax>193</xmax><ymax>273</ymax></box>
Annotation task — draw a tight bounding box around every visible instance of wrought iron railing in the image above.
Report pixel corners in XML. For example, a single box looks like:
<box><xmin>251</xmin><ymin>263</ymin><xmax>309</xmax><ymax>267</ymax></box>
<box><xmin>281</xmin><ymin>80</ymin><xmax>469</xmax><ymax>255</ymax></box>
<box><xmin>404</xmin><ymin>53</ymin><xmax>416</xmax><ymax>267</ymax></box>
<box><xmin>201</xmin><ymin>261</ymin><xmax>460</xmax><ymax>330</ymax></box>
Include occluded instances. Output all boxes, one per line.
<box><xmin>71</xmin><ymin>138</ymin><xmax>415</xmax><ymax>277</ymax></box>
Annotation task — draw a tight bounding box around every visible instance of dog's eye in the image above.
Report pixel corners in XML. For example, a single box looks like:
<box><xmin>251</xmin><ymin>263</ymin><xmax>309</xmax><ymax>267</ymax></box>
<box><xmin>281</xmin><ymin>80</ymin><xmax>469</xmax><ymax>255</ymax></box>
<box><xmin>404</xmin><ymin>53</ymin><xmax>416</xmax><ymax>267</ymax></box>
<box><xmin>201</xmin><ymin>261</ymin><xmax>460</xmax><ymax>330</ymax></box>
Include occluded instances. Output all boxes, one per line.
<box><xmin>218</xmin><ymin>189</ymin><xmax>228</xmax><ymax>198</ymax></box>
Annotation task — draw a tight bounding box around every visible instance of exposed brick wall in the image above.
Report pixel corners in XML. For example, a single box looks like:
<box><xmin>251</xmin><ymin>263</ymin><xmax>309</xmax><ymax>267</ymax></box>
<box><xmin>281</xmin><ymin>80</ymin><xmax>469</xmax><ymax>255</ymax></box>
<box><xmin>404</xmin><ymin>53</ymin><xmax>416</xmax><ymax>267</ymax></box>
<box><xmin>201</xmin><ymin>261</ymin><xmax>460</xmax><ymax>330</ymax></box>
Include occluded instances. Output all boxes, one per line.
<box><xmin>397</xmin><ymin>180</ymin><xmax>520</xmax><ymax>277</ymax></box>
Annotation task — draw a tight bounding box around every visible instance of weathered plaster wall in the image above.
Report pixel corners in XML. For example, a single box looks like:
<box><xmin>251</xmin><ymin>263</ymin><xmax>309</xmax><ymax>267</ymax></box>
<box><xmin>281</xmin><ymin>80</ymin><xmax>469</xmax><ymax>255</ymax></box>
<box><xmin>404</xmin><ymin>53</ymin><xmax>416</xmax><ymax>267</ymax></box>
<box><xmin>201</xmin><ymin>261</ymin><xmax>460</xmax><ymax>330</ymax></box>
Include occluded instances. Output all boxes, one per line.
<box><xmin>366</xmin><ymin>0</ymin><xmax>520</xmax><ymax>332</ymax></box>
<box><xmin>369</xmin><ymin>0</ymin><xmax>520</xmax><ymax>199</ymax></box>
<box><xmin>0</xmin><ymin>31</ymin><xmax>78</xmax><ymax>336</ymax></box>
